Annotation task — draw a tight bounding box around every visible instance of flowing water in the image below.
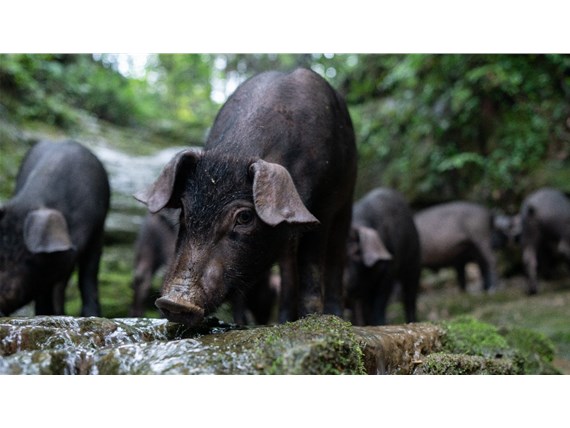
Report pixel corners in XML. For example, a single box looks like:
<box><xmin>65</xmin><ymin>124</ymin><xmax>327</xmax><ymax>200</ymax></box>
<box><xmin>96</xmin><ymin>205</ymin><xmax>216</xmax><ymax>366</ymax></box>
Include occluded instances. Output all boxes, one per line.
<box><xmin>0</xmin><ymin>315</ymin><xmax>447</xmax><ymax>375</ymax></box>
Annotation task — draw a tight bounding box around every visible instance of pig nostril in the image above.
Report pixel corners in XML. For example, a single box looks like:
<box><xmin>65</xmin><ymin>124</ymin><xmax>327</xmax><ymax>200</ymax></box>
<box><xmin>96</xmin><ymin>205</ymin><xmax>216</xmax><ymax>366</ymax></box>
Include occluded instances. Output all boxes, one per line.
<box><xmin>155</xmin><ymin>297</ymin><xmax>204</xmax><ymax>316</ymax></box>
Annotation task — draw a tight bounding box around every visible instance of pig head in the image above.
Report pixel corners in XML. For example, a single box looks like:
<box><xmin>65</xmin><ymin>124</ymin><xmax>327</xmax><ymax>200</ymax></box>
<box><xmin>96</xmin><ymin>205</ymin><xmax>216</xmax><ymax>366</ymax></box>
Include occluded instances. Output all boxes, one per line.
<box><xmin>0</xmin><ymin>207</ymin><xmax>76</xmax><ymax>315</ymax></box>
<box><xmin>135</xmin><ymin>149</ymin><xmax>318</xmax><ymax>325</ymax></box>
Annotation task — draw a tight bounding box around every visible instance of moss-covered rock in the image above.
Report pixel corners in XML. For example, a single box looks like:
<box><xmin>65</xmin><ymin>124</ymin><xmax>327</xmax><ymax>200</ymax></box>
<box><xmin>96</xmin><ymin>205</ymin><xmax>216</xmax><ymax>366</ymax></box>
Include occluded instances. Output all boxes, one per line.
<box><xmin>439</xmin><ymin>315</ymin><xmax>512</xmax><ymax>358</ymax></box>
<box><xmin>249</xmin><ymin>314</ymin><xmax>366</xmax><ymax>375</ymax></box>
<box><xmin>413</xmin><ymin>316</ymin><xmax>562</xmax><ymax>375</ymax></box>
<box><xmin>0</xmin><ymin>315</ymin><xmax>366</xmax><ymax>374</ymax></box>
<box><xmin>0</xmin><ymin>314</ymin><xmax>562</xmax><ymax>374</ymax></box>
<box><xmin>501</xmin><ymin>327</ymin><xmax>560</xmax><ymax>375</ymax></box>
<box><xmin>415</xmin><ymin>352</ymin><xmax>522</xmax><ymax>375</ymax></box>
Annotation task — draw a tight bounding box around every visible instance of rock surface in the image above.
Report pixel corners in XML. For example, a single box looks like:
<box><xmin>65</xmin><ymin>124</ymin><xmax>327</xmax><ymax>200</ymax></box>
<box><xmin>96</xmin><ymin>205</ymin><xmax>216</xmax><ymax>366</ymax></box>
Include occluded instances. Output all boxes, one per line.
<box><xmin>0</xmin><ymin>314</ymin><xmax>558</xmax><ymax>374</ymax></box>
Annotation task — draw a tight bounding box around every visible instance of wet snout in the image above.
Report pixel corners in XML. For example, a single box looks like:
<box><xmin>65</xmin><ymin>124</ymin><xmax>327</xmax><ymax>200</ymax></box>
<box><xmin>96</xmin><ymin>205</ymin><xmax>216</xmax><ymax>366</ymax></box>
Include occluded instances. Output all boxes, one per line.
<box><xmin>156</xmin><ymin>246</ymin><xmax>226</xmax><ymax>326</ymax></box>
<box><xmin>155</xmin><ymin>296</ymin><xmax>205</xmax><ymax>326</ymax></box>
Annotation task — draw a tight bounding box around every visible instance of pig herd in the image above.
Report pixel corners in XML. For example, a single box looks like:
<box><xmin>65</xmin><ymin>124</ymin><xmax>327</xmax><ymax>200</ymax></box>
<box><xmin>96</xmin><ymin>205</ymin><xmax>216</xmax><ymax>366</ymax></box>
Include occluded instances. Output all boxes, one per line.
<box><xmin>1</xmin><ymin>68</ymin><xmax>569</xmax><ymax>327</ymax></box>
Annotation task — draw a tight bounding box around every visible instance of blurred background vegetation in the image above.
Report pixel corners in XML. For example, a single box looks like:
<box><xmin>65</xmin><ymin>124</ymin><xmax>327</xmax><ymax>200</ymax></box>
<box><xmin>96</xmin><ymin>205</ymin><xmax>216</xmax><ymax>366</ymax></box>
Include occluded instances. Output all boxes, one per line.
<box><xmin>1</xmin><ymin>53</ymin><xmax>569</xmax><ymax>212</ymax></box>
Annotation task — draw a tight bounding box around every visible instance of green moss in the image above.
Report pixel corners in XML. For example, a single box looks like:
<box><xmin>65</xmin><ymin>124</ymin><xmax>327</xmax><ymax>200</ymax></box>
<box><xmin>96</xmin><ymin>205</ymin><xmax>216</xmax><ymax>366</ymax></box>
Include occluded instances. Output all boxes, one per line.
<box><xmin>252</xmin><ymin>315</ymin><xmax>366</xmax><ymax>375</ymax></box>
<box><xmin>419</xmin><ymin>352</ymin><xmax>522</xmax><ymax>375</ymax></box>
<box><xmin>432</xmin><ymin>316</ymin><xmax>561</xmax><ymax>375</ymax></box>
<box><xmin>439</xmin><ymin>315</ymin><xmax>511</xmax><ymax>358</ymax></box>
<box><xmin>501</xmin><ymin>327</ymin><xmax>560</xmax><ymax>375</ymax></box>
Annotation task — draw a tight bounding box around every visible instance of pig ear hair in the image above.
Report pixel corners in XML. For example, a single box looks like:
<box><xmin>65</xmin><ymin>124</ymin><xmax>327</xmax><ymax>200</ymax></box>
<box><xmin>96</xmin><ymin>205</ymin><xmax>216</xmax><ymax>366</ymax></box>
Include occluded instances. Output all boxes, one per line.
<box><xmin>354</xmin><ymin>225</ymin><xmax>392</xmax><ymax>267</ymax></box>
<box><xmin>23</xmin><ymin>209</ymin><xmax>75</xmax><ymax>254</ymax></box>
<box><xmin>134</xmin><ymin>149</ymin><xmax>201</xmax><ymax>214</ymax></box>
<box><xmin>250</xmin><ymin>159</ymin><xmax>320</xmax><ymax>227</ymax></box>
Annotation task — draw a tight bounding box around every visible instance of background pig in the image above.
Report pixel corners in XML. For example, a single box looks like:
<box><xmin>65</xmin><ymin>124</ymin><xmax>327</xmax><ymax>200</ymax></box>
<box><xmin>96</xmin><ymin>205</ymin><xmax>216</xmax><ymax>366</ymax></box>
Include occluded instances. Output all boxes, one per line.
<box><xmin>414</xmin><ymin>201</ymin><xmax>498</xmax><ymax>292</ymax></box>
<box><xmin>344</xmin><ymin>188</ymin><xmax>420</xmax><ymax>325</ymax></box>
<box><xmin>520</xmin><ymin>187</ymin><xmax>570</xmax><ymax>295</ymax></box>
<box><xmin>0</xmin><ymin>140</ymin><xmax>110</xmax><ymax>316</ymax></box>
<box><xmin>129</xmin><ymin>210</ymin><xmax>278</xmax><ymax>324</ymax></box>
<box><xmin>129</xmin><ymin>210</ymin><xmax>178</xmax><ymax>317</ymax></box>
<box><xmin>136</xmin><ymin>68</ymin><xmax>357</xmax><ymax>326</ymax></box>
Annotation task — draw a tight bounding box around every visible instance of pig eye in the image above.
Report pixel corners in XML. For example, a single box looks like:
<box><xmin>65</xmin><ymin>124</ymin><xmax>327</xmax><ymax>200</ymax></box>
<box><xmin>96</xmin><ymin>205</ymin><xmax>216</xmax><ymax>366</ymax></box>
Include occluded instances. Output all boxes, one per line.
<box><xmin>235</xmin><ymin>208</ymin><xmax>255</xmax><ymax>226</ymax></box>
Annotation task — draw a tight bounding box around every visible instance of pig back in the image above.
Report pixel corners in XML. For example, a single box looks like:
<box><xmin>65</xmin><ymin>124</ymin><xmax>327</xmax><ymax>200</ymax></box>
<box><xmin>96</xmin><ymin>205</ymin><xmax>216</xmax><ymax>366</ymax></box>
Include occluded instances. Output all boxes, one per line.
<box><xmin>414</xmin><ymin>201</ymin><xmax>492</xmax><ymax>266</ymax></box>
<box><xmin>522</xmin><ymin>187</ymin><xmax>570</xmax><ymax>231</ymax></box>
<box><xmin>13</xmin><ymin>140</ymin><xmax>110</xmax><ymax>252</ymax></box>
<box><xmin>353</xmin><ymin>188</ymin><xmax>420</xmax><ymax>271</ymax></box>
<box><xmin>205</xmin><ymin>68</ymin><xmax>357</xmax><ymax>218</ymax></box>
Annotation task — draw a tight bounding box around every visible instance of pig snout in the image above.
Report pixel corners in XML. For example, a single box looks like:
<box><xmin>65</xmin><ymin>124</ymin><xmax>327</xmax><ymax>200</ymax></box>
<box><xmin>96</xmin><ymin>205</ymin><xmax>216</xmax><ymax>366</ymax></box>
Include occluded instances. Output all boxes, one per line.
<box><xmin>155</xmin><ymin>296</ymin><xmax>205</xmax><ymax>326</ymax></box>
<box><xmin>156</xmin><ymin>257</ymin><xmax>225</xmax><ymax>326</ymax></box>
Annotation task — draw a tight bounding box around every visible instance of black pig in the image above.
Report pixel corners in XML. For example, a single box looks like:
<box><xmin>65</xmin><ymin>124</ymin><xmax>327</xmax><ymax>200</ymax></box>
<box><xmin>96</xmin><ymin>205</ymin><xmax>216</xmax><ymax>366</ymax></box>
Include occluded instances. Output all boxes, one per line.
<box><xmin>136</xmin><ymin>68</ymin><xmax>357</xmax><ymax>326</ymax></box>
<box><xmin>344</xmin><ymin>188</ymin><xmax>420</xmax><ymax>325</ymax></box>
<box><xmin>129</xmin><ymin>210</ymin><xmax>178</xmax><ymax>317</ymax></box>
<box><xmin>0</xmin><ymin>140</ymin><xmax>110</xmax><ymax>316</ymax></box>
<box><xmin>520</xmin><ymin>187</ymin><xmax>570</xmax><ymax>295</ymax></box>
<box><xmin>129</xmin><ymin>210</ymin><xmax>278</xmax><ymax>324</ymax></box>
<box><xmin>414</xmin><ymin>201</ymin><xmax>498</xmax><ymax>292</ymax></box>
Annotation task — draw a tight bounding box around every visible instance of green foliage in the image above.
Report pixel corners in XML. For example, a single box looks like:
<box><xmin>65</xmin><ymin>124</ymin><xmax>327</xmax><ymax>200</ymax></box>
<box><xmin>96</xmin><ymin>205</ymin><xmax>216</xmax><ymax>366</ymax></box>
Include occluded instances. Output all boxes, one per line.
<box><xmin>2</xmin><ymin>53</ymin><xmax>569</xmax><ymax>209</ymax></box>
<box><xmin>0</xmin><ymin>54</ymin><xmax>141</xmax><ymax>127</ymax></box>
<box><xmin>340</xmin><ymin>54</ymin><xmax>570</xmax><ymax>208</ymax></box>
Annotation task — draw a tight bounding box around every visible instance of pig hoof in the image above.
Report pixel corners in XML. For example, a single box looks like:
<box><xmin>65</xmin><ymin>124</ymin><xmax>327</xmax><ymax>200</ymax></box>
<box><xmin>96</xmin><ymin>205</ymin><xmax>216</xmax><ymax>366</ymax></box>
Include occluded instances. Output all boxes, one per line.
<box><xmin>155</xmin><ymin>297</ymin><xmax>205</xmax><ymax>326</ymax></box>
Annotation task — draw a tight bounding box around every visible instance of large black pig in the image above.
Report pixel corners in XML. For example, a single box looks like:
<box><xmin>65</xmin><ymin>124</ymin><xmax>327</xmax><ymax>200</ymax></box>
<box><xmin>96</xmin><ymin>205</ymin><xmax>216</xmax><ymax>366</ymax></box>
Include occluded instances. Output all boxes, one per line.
<box><xmin>0</xmin><ymin>140</ymin><xmax>110</xmax><ymax>316</ymax></box>
<box><xmin>136</xmin><ymin>68</ymin><xmax>357</xmax><ymax>326</ymax></box>
<box><xmin>414</xmin><ymin>201</ymin><xmax>498</xmax><ymax>292</ymax></box>
<box><xmin>520</xmin><ymin>187</ymin><xmax>570</xmax><ymax>295</ymax></box>
<box><xmin>344</xmin><ymin>188</ymin><xmax>420</xmax><ymax>325</ymax></box>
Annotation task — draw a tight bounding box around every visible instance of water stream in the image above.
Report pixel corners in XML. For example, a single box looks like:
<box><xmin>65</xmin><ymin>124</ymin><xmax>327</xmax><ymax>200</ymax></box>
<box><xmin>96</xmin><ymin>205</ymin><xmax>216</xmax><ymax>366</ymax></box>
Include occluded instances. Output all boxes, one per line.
<box><xmin>0</xmin><ymin>315</ymin><xmax>446</xmax><ymax>374</ymax></box>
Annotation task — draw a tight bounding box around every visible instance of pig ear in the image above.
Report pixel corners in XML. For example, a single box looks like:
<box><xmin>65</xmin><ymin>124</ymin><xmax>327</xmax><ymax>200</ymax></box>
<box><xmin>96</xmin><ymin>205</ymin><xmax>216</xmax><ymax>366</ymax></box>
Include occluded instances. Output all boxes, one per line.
<box><xmin>250</xmin><ymin>159</ymin><xmax>320</xmax><ymax>227</ymax></box>
<box><xmin>134</xmin><ymin>149</ymin><xmax>201</xmax><ymax>214</ymax></box>
<box><xmin>23</xmin><ymin>209</ymin><xmax>75</xmax><ymax>254</ymax></box>
<box><xmin>354</xmin><ymin>225</ymin><xmax>392</xmax><ymax>267</ymax></box>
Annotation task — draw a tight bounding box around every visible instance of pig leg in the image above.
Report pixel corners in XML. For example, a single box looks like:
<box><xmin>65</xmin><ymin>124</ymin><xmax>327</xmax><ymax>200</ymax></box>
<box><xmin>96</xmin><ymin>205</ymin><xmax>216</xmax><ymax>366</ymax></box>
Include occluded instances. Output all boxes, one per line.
<box><xmin>347</xmin><ymin>290</ymin><xmax>367</xmax><ymax>325</ymax></box>
<box><xmin>245</xmin><ymin>270</ymin><xmax>275</xmax><ymax>325</ymax></box>
<box><xmin>297</xmin><ymin>229</ymin><xmax>327</xmax><ymax>318</ymax></box>
<box><xmin>474</xmin><ymin>242</ymin><xmax>498</xmax><ymax>292</ymax></box>
<box><xmin>35</xmin><ymin>283</ymin><xmax>57</xmax><ymax>315</ymax></box>
<box><xmin>37</xmin><ymin>270</ymin><xmax>72</xmax><ymax>315</ymax></box>
<box><xmin>130</xmin><ymin>264</ymin><xmax>153</xmax><ymax>317</ymax></box>
<box><xmin>455</xmin><ymin>263</ymin><xmax>467</xmax><ymax>291</ymax></box>
<box><xmin>370</xmin><ymin>275</ymin><xmax>395</xmax><ymax>325</ymax></box>
<box><xmin>77</xmin><ymin>236</ymin><xmax>103</xmax><ymax>317</ymax></box>
<box><xmin>278</xmin><ymin>237</ymin><xmax>299</xmax><ymax>323</ymax></box>
<box><xmin>230</xmin><ymin>292</ymin><xmax>247</xmax><ymax>325</ymax></box>
<box><xmin>52</xmin><ymin>280</ymin><xmax>67</xmax><ymax>315</ymax></box>
<box><xmin>400</xmin><ymin>269</ymin><xmax>419</xmax><ymax>323</ymax></box>
<box><xmin>523</xmin><ymin>244</ymin><xmax>539</xmax><ymax>295</ymax></box>
<box><xmin>323</xmin><ymin>205</ymin><xmax>352</xmax><ymax>317</ymax></box>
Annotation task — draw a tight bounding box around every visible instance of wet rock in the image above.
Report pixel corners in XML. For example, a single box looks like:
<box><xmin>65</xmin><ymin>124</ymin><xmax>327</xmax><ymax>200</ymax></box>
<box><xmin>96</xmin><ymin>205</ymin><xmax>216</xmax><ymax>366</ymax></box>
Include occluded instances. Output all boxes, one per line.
<box><xmin>0</xmin><ymin>314</ymin><xmax>560</xmax><ymax>374</ymax></box>
<box><xmin>354</xmin><ymin>323</ymin><xmax>444</xmax><ymax>374</ymax></box>
<box><xmin>0</xmin><ymin>315</ymin><xmax>367</xmax><ymax>374</ymax></box>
